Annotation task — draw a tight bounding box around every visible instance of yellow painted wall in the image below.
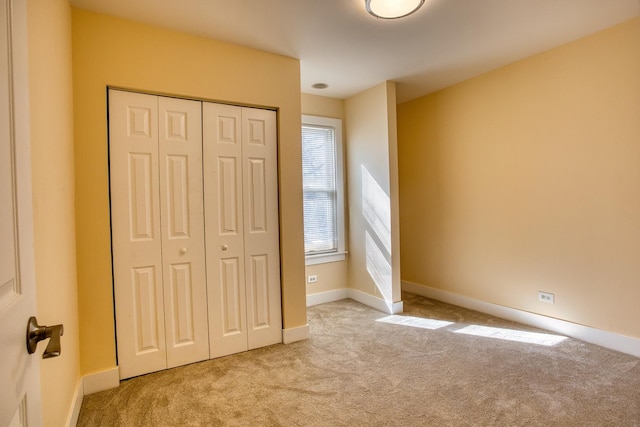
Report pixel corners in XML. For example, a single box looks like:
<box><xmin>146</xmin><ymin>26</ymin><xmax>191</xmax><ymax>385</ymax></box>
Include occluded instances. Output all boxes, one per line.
<box><xmin>345</xmin><ymin>82</ymin><xmax>401</xmax><ymax>302</ymax></box>
<box><xmin>72</xmin><ymin>8</ymin><xmax>306</xmax><ymax>375</ymax></box>
<box><xmin>302</xmin><ymin>93</ymin><xmax>344</xmax><ymax>120</ymax></box>
<box><xmin>301</xmin><ymin>93</ymin><xmax>349</xmax><ymax>295</ymax></box>
<box><xmin>27</xmin><ymin>0</ymin><xmax>80</xmax><ymax>425</ymax></box>
<box><xmin>398</xmin><ymin>18</ymin><xmax>640</xmax><ymax>338</ymax></box>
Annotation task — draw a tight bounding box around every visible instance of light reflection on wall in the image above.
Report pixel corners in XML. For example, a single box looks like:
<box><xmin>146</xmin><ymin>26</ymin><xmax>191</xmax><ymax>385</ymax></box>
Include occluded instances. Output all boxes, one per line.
<box><xmin>362</xmin><ymin>165</ymin><xmax>393</xmax><ymax>301</ymax></box>
<box><xmin>362</xmin><ymin>165</ymin><xmax>391</xmax><ymax>253</ymax></box>
<box><xmin>366</xmin><ymin>231</ymin><xmax>392</xmax><ymax>301</ymax></box>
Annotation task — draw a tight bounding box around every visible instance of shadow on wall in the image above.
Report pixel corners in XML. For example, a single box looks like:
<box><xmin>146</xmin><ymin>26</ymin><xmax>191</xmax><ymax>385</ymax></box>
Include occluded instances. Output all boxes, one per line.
<box><xmin>362</xmin><ymin>165</ymin><xmax>392</xmax><ymax>301</ymax></box>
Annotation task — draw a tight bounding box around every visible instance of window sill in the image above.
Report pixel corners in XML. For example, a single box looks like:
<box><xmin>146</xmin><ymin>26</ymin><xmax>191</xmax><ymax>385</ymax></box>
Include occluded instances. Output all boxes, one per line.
<box><xmin>305</xmin><ymin>251</ymin><xmax>347</xmax><ymax>266</ymax></box>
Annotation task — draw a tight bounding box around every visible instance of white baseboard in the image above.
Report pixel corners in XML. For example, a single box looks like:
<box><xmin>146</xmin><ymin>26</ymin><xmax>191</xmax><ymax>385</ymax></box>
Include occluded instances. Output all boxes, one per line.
<box><xmin>82</xmin><ymin>366</ymin><xmax>120</xmax><ymax>395</ymax></box>
<box><xmin>307</xmin><ymin>288</ymin><xmax>349</xmax><ymax>307</ymax></box>
<box><xmin>306</xmin><ymin>288</ymin><xmax>403</xmax><ymax>314</ymax></box>
<box><xmin>402</xmin><ymin>280</ymin><xmax>640</xmax><ymax>358</ymax></box>
<box><xmin>66</xmin><ymin>378</ymin><xmax>83</xmax><ymax>427</ymax></box>
<box><xmin>347</xmin><ymin>288</ymin><xmax>403</xmax><ymax>314</ymax></box>
<box><xmin>64</xmin><ymin>368</ymin><xmax>119</xmax><ymax>425</ymax></box>
<box><xmin>282</xmin><ymin>324</ymin><xmax>309</xmax><ymax>344</ymax></box>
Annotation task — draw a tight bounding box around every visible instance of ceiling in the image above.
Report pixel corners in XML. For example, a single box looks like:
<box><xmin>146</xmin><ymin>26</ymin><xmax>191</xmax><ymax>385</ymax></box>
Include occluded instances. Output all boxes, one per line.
<box><xmin>69</xmin><ymin>0</ymin><xmax>639</xmax><ymax>103</ymax></box>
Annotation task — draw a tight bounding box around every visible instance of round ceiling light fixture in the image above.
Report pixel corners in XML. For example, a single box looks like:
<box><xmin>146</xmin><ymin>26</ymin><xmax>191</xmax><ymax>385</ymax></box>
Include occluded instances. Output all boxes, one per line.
<box><xmin>365</xmin><ymin>0</ymin><xmax>425</xmax><ymax>19</ymax></box>
<box><xmin>312</xmin><ymin>83</ymin><xmax>329</xmax><ymax>89</ymax></box>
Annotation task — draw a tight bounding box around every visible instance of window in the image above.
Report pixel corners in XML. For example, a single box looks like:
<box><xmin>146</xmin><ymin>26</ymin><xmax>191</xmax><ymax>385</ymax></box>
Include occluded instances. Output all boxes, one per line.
<box><xmin>301</xmin><ymin>115</ymin><xmax>346</xmax><ymax>265</ymax></box>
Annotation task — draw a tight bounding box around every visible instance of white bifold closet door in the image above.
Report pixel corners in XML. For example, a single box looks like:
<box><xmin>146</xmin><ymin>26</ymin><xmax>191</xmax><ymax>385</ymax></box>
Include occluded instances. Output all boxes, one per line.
<box><xmin>203</xmin><ymin>103</ymin><xmax>282</xmax><ymax>358</ymax></box>
<box><xmin>109</xmin><ymin>90</ymin><xmax>209</xmax><ymax>379</ymax></box>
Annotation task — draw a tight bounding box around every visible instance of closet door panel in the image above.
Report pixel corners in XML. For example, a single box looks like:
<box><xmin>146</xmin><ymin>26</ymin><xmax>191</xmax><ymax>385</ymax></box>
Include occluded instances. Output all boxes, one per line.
<box><xmin>158</xmin><ymin>97</ymin><xmax>209</xmax><ymax>368</ymax></box>
<box><xmin>242</xmin><ymin>108</ymin><xmax>282</xmax><ymax>349</ymax></box>
<box><xmin>109</xmin><ymin>90</ymin><xmax>167</xmax><ymax>379</ymax></box>
<box><xmin>203</xmin><ymin>103</ymin><xmax>248</xmax><ymax>358</ymax></box>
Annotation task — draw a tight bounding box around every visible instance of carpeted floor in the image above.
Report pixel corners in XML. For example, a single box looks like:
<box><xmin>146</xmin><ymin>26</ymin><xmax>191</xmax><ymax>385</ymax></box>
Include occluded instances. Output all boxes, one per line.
<box><xmin>78</xmin><ymin>292</ymin><xmax>640</xmax><ymax>426</ymax></box>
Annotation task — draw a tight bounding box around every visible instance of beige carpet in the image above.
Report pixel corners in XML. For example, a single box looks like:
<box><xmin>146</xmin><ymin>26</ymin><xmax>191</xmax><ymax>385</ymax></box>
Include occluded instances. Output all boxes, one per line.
<box><xmin>78</xmin><ymin>292</ymin><xmax>640</xmax><ymax>426</ymax></box>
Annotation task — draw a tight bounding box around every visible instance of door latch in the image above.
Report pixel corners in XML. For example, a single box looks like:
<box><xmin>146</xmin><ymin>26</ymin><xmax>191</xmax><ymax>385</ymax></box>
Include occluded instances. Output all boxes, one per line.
<box><xmin>26</xmin><ymin>316</ymin><xmax>64</xmax><ymax>359</ymax></box>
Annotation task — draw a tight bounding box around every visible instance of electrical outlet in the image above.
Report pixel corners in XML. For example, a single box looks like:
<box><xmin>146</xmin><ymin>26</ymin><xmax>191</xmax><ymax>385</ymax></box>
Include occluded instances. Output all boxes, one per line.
<box><xmin>538</xmin><ymin>291</ymin><xmax>555</xmax><ymax>304</ymax></box>
<box><xmin>307</xmin><ymin>275</ymin><xmax>318</xmax><ymax>284</ymax></box>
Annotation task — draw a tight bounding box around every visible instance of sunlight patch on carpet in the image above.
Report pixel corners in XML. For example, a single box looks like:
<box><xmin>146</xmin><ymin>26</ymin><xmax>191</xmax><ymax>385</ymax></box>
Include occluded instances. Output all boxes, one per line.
<box><xmin>376</xmin><ymin>315</ymin><xmax>454</xmax><ymax>330</ymax></box>
<box><xmin>454</xmin><ymin>325</ymin><xmax>567</xmax><ymax>346</ymax></box>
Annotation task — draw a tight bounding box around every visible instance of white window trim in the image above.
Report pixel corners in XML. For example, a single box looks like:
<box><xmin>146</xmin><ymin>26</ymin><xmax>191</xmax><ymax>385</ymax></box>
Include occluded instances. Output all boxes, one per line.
<box><xmin>302</xmin><ymin>115</ymin><xmax>346</xmax><ymax>265</ymax></box>
<box><xmin>305</xmin><ymin>251</ymin><xmax>347</xmax><ymax>266</ymax></box>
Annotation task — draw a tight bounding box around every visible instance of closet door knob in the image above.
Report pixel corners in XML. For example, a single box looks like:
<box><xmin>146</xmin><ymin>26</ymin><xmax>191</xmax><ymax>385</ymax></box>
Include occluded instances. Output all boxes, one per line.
<box><xmin>179</xmin><ymin>247</ymin><xmax>188</xmax><ymax>255</ymax></box>
<box><xmin>221</xmin><ymin>245</ymin><xmax>228</xmax><ymax>251</ymax></box>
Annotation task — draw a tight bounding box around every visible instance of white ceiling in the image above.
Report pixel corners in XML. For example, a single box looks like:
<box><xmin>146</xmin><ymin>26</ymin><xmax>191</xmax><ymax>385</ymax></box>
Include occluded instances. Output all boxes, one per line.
<box><xmin>69</xmin><ymin>0</ymin><xmax>639</xmax><ymax>103</ymax></box>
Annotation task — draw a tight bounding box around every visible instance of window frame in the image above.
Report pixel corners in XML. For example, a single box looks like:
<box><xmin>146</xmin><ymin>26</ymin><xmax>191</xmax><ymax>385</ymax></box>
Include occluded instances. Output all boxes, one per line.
<box><xmin>301</xmin><ymin>115</ymin><xmax>346</xmax><ymax>265</ymax></box>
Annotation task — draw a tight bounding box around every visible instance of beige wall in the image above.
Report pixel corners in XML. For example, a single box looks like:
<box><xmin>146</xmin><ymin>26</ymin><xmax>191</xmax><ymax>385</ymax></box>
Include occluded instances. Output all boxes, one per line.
<box><xmin>398</xmin><ymin>18</ymin><xmax>640</xmax><ymax>339</ymax></box>
<box><xmin>345</xmin><ymin>82</ymin><xmax>402</xmax><ymax>302</ymax></box>
<box><xmin>72</xmin><ymin>8</ymin><xmax>306</xmax><ymax>375</ymax></box>
<box><xmin>27</xmin><ymin>0</ymin><xmax>80</xmax><ymax>425</ymax></box>
<box><xmin>301</xmin><ymin>93</ymin><xmax>349</xmax><ymax>294</ymax></box>
<box><xmin>302</xmin><ymin>93</ymin><xmax>344</xmax><ymax>120</ymax></box>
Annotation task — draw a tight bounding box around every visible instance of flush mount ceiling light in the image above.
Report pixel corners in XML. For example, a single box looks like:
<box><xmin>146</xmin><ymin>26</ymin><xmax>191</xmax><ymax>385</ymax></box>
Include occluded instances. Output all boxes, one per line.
<box><xmin>365</xmin><ymin>0</ymin><xmax>425</xmax><ymax>19</ymax></box>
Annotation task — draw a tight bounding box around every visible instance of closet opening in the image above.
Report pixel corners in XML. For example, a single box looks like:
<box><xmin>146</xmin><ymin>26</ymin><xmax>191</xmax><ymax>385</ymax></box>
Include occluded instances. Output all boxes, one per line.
<box><xmin>108</xmin><ymin>89</ymin><xmax>282</xmax><ymax>379</ymax></box>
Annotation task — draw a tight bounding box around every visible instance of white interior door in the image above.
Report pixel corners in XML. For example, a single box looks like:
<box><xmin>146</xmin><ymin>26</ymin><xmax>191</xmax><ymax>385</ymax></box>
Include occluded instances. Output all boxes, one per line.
<box><xmin>109</xmin><ymin>90</ymin><xmax>209</xmax><ymax>379</ymax></box>
<box><xmin>110</xmin><ymin>90</ymin><xmax>167</xmax><ymax>379</ymax></box>
<box><xmin>111</xmin><ymin>93</ymin><xmax>281</xmax><ymax>375</ymax></box>
<box><xmin>203</xmin><ymin>103</ymin><xmax>248</xmax><ymax>358</ymax></box>
<box><xmin>203</xmin><ymin>103</ymin><xmax>282</xmax><ymax>358</ymax></box>
<box><xmin>241</xmin><ymin>108</ymin><xmax>282</xmax><ymax>350</ymax></box>
<box><xmin>0</xmin><ymin>0</ymin><xmax>43</xmax><ymax>425</ymax></box>
<box><xmin>157</xmin><ymin>96</ymin><xmax>209</xmax><ymax>368</ymax></box>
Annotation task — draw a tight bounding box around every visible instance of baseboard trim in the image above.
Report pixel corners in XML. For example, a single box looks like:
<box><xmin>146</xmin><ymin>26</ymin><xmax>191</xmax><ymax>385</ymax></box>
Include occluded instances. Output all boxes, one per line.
<box><xmin>307</xmin><ymin>288</ymin><xmax>349</xmax><ymax>307</ymax></box>
<box><xmin>306</xmin><ymin>288</ymin><xmax>403</xmax><ymax>314</ymax></box>
<box><xmin>82</xmin><ymin>367</ymin><xmax>120</xmax><ymax>395</ymax></box>
<box><xmin>66</xmin><ymin>377</ymin><xmax>83</xmax><ymax>427</ymax></box>
<box><xmin>283</xmin><ymin>324</ymin><xmax>309</xmax><ymax>344</ymax></box>
<box><xmin>347</xmin><ymin>288</ymin><xmax>403</xmax><ymax>315</ymax></box>
<box><xmin>402</xmin><ymin>280</ymin><xmax>640</xmax><ymax>358</ymax></box>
